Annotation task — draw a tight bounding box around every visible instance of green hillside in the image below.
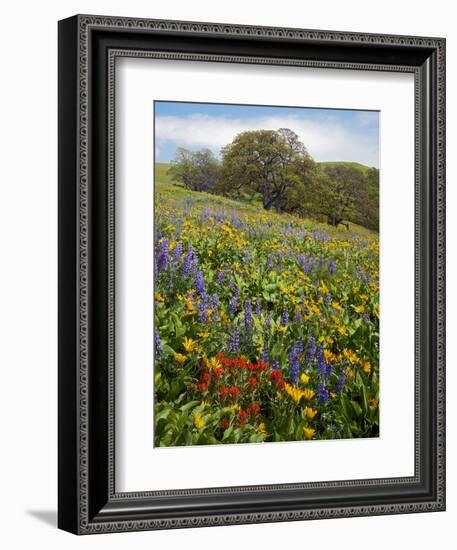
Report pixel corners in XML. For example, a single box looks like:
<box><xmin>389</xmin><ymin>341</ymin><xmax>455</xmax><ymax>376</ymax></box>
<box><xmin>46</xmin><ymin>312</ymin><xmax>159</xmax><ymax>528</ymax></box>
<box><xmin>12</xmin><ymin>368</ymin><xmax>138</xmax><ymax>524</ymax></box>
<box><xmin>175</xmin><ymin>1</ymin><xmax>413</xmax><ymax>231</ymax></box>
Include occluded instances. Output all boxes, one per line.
<box><xmin>155</xmin><ymin>160</ymin><xmax>378</xmax><ymax>232</ymax></box>
<box><xmin>317</xmin><ymin>161</ymin><xmax>374</xmax><ymax>175</ymax></box>
<box><xmin>155</xmin><ymin>162</ymin><xmax>174</xmax><ymax>185</ymax></box>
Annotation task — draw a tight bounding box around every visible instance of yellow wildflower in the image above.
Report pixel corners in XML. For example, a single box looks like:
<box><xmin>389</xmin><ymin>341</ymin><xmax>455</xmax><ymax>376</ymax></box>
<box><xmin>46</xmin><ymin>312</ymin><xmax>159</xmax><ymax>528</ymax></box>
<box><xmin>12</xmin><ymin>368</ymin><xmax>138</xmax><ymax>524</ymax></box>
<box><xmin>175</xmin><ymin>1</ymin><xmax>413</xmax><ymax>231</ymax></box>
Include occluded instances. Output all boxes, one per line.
<box><xmin>300</xmin><ymin>373</ymin><xmax>310</xmax><ymax>385</ymax></box>
<box><xmin>174</xmin><ymin>353</ymin><xmax>186</xmax><ymax>364</ymax></box>
<box><xmin>303</xmin><ymin>427</ymin><xmax>316</xmax><ymax>440</ymax></box>
<box><xmin>305</xmin><ymin>407</ymin><xmax>317</xmax><ymax>420</ymax></box>
<box><xmin>302</xmin><ymin>388</ymin><xmax>315</xmax><ymax>401</ymax></box>
<box><xmin>338</xmin><ymin>325</ymin><xmax>348</xmax><ymax>335</ymax></box>
<box><xmin>318</xmin><ymin>280</ymin><xmax>328</xmax><ymax>295</ymax></box>
<box><xmin>197</xmin><ymin>332</ymin><xmax>210</xmax><ymax>339</ymax></box>
<box><xmin>154</xmin><ymin>292</ymin><xmax>165</xmax><ymax>303</ymax></box>
<box><xmin>182</xmin><ymin>336</ymin><xmax>197</xmax><ymax>353</ymax></box>
<box><xmin>343</xmin><ymin>348</ymin><xmax>358</xmax><ymax>363</ymax></box>
<box><xmin>194</xmin><ymin>412</ymin><xmax>205</xmax><ymax>429</ymax></box>
<box><xmin>204</xmin><ymin>356</ymin><xmax>222</xmax><ymax>371</ymax></box>
<box><xmin>332</xmin><ymin>301</ymin><xmax>343</xmax><ymax>311</ymax></box>
<box><xmin>184</xmin><ymin>297</ymin><xmax>195</xmax><ymax>312</ymax></box>
<box><xmin>363</xmin><ymin>362</ymin><xmax>372</xmax><ymax>374</ymax></box>
<box><xmin>369</xmin><ymin>399</ymin><xmax>378</xmax><ymax>410</ymax></box>
<box><xmin>284</xmin><ymin>383</ymin><xmax>304</xmax><ymax>404</ymax></box>
<box><xmin>354</xmin><ymin>305</ymin><xmax>365</xmax><ymax>314</ymax></box>
<box><xmin>258</xmin><ymin>422</ymin><xmax>266</xmax><ymax>434</ymax></box>
<box><xmin>230</xmin><ymin>403</ymin><xmax>240</xmax><ymax>411</ymax></box>
<box><xmin>278</xmin><ymin>325</ymin><xmax>288</xmax><ymax>333</ymax></box>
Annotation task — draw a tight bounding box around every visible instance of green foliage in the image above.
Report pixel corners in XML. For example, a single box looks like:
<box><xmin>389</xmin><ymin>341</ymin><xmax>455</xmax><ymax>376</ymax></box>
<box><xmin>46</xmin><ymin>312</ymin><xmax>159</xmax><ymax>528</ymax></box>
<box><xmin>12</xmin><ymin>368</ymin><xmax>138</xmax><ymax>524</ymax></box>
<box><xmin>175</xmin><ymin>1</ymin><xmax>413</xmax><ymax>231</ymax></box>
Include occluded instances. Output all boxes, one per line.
<box><xmin>168</xmin><ymin>147</ymin><xmax>221</xmax><ymax>192</ymax></box>
<box><xmin>220</xmin><ymin>128</ymin><xmax>315</xmax><ymax>212</ymax></box>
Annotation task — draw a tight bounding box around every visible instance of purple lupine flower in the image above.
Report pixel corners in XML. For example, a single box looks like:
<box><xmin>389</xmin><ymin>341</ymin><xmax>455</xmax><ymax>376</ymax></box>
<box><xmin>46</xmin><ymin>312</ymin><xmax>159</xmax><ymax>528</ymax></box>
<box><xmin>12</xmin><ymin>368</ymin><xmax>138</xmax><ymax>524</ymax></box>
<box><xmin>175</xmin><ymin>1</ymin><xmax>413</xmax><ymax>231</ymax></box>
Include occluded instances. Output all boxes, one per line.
<box><xmin>288</xmin><ymin>344</ymin><xmax>300</xmax><ymax>384</ymax></box>
<box><xmin>244</xmin><ymin>300</ymin><xmax>253</xmax><ymax>332</ymax></box>
<box><xmin>305</xmin><ymin>336</ymin><xmax>316</xmax><ymax>365</ymax></box>
<box><xmin>172</xmin><ymin>242</ymin><xmax>183</xmax><ymax>263</ymax></box>
<box><xmin>156</xmin><ymin>239</ymin><xmax>169</xmax><ymax>273</ymax></box>
<box><xmin>272</xmin><ymin>359</ymin><xmax>280</xmax><ymax>371</ymax></box>
<box><xmin>181</xmin><ymin>245</ymin><xmax>194</xmax><ymax>276</ymax></box>
<box><xmin>195</xmin><ymin>270</ymin><xmax>205</xmax><ymax>294</ymax></box>
<box><xmin>363</xmin><ymin>313</ymin><xmax>371</xmax><ymax>324</ymax></box>
<box><xmin>228</xmin><ymin>278</ymin><xmax>235</xmax><ymax>290</ymax></box>
<box><xmin>263</xmin><ymin>312</ymin><xmax>272</xmax><ymax>330</ymax></box>
<box><xmin>303</xmin><ymin>256</ymin><xmax>310</xmax><ymax>275</ymax></box>
<box><xmin>244</xmin><ymin>250</ymin><xmax>250</xmax><ymax>264</ymax></box>
<box><xmin>281</xmin><ymin>307</ymin><xmax>289</xmax><ymax>327</ymax></box>
<box><xmin>216</xmin><ymin>270</ymin><xmax>225</xmax><ymax>286</ymax></box>
<box><xmin>334</xmin><ymin>371</ymin><xmax>346</xmax><ymax>394</ymax></box>
<box><xmin>293</xmin><ymin>307</ymin><xmax>302</xmax><ymax>322</ymax></box>
<box><xmin>295</xmin><ymin>338</ymin><xmax>304</xmax><ymax>357</ymax></box>
<box><xmin>316</xmin><ymin>348</ymin><xmax>328</xmax><ymax>378</ymax></box>
<box><xmin>154</xmin><ymin>327</ymin><xmax>163</xmax><ymax>356</ymax></box>
<box><xmin>211</xmin><ymin>294</ymin><xmax>219</xmax><ymax>322</ymax></box>
<box><xmin>325</xmin><ymin>294</ymin><xmax>331</xmax><ymax>306</ymax></box>
<box><xmin>267</xmin><ymin>255</ymin><xmax>274</xmax><ymax>269</ymax></box>
<box><xmin>262</xmin><ymin>343</ymin><xmax>269</xmax><ymax>364</ymax></box>
<box><xmin>197</xmin><ymin>293</ymin><xmax>210</xmax><ymax>323</ymax></box>
<box><xmin>255</xmin><ymin>300</ymin><xmax>262</xmax><ymax>316</ymax></box>
<box><xmin>229</xmin><ymin>325</ymin><xmax>240</xmax><ymax>353</ymax></box>
<box><xmin>229</xmin><ymin>288</ymin><xmax>240</xmax><ymax>316</ymax></box>
<box><xmin>317</xmin><ymin>383</ymin><xmax>330</xmax><ymax>404</ymax></box>
<box><xmin>329</xmin><ymin>258</ymin><xmax>335</xmax><ymax>276</ymax></box>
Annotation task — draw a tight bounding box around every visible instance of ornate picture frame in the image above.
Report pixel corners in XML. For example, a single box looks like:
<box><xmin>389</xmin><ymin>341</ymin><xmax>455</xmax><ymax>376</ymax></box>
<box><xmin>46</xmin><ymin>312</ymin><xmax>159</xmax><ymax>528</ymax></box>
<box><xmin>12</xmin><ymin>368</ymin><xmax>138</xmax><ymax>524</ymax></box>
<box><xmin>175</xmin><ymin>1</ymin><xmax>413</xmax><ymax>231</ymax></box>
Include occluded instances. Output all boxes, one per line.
<box><xmin>58</xmin><ymin>14</ymin><xmax>445</xmax><ymax>534</ymax></box>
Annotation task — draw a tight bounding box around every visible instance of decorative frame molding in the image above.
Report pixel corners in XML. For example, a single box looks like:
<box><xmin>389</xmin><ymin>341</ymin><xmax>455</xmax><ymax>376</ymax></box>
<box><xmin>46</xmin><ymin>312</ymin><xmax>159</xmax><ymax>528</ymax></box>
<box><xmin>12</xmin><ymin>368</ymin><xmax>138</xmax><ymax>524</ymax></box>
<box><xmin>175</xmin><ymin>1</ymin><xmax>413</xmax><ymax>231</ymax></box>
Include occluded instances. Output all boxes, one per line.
<box><xmin>58</xmin><ymin>14</ymin><xmax>445</xmax><ymax>534</ymax></box>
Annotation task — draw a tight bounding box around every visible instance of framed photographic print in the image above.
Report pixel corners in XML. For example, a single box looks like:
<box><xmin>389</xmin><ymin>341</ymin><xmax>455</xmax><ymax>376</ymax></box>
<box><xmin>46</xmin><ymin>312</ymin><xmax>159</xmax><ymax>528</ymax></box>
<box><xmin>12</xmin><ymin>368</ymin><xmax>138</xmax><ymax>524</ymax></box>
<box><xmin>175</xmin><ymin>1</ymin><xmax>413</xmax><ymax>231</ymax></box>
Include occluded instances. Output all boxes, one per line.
<box><xmin>58</xmin><ymin>14</ymin><xmax>446</xmax><ymax>534</ymax></box>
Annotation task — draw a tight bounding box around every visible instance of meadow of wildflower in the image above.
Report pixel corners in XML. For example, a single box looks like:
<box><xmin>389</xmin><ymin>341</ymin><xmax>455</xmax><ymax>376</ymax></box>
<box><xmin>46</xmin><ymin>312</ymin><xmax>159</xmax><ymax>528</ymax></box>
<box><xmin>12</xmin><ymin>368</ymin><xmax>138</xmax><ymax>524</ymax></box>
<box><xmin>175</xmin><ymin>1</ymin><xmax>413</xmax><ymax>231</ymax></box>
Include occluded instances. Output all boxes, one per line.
<box><xmin>154</xmin><ymin>169</ymin><xmax>379</xmax><ymax>446</ymax></box>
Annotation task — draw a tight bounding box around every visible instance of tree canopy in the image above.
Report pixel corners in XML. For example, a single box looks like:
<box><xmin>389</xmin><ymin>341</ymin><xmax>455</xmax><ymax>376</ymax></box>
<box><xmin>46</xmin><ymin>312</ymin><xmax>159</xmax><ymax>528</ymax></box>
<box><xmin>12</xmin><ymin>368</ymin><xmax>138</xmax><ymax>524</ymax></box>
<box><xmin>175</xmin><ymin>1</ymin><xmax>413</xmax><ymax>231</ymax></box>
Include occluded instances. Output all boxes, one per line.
<box><xmin>219</xmin><ymin>128</ymin><xmax>315</xmax><ymax>212</ymax></box>
<box><xmin>168</xmin><ymin>147</ymin><xmax>221</xmax><ymax>193</ymax></box>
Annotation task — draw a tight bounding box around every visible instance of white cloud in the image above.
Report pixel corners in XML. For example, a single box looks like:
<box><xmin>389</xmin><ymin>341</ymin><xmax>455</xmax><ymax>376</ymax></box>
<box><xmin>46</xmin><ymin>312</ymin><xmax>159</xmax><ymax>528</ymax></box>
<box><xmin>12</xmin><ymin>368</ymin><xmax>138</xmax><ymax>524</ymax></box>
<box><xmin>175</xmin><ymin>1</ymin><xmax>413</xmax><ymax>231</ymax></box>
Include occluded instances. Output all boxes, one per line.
<box><xmin>155</xmin><ymin>114</ymin><xmax>379</xmax><ymax>167</ymax></box>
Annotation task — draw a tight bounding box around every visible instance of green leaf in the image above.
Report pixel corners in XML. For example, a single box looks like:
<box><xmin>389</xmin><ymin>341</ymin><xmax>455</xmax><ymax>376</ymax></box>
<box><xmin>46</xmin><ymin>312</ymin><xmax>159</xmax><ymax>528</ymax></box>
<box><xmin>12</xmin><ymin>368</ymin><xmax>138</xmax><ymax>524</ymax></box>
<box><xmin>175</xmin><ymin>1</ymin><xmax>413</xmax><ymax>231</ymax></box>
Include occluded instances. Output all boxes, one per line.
<box><xmin>351</xmin><ymin>400</ymin><xmax>362</xmax><ymax>417</ymax></box>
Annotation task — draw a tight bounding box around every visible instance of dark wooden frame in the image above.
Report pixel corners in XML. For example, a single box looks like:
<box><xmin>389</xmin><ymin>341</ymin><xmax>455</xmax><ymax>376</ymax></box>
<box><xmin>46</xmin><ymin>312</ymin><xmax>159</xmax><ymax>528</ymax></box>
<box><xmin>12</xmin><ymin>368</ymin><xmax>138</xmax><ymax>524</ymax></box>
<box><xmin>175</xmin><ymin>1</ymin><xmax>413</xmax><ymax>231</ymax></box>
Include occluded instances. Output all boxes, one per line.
<box><xmin>58</xmin><ymin>14</ymin><xmax>446</xmax><ymax>534</ymax></box>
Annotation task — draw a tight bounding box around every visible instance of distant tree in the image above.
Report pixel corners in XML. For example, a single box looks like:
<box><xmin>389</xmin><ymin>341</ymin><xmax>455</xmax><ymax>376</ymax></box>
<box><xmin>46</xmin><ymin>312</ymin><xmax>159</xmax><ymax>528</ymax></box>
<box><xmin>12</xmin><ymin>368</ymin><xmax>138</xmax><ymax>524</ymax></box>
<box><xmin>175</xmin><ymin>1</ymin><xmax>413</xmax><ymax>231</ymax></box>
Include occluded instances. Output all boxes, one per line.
<box><xmin>168</xmin><ymin>148</ymin><xmax>221</xmax><ymax>192</ymax></box>
<box><xmin>220</xmin><ymin>129</ymin><xmax>315</xmax><ymax>212</ymax></box>
<box><xmin>319</xmin><ymin>165</ymin><xmax>370</xmax><ymax>228</ymax></box>
<box><xmin>364</xmin><ymin>167</ymin><xmax>380</xmax><ymax>229</ymax></box>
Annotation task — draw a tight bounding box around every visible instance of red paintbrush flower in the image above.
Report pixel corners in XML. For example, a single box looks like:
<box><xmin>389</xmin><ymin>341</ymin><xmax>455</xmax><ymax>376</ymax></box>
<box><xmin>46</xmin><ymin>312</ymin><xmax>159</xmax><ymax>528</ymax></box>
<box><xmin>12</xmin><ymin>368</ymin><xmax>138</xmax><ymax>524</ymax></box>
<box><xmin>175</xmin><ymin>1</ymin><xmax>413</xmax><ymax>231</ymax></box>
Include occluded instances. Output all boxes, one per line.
<box><xmin>250</xmin><ymin>402</ymin><xmax>261</xmax><ymax>416</ymax></box>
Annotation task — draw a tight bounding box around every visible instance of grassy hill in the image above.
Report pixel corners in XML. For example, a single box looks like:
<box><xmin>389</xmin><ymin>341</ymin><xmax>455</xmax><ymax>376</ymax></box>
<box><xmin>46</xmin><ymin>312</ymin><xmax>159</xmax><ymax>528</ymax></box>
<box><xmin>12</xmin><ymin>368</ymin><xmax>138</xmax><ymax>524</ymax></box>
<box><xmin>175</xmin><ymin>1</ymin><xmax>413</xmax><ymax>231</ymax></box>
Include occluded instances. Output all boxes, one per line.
<box><xmin>155</xmin><ymin>160</ymin><xmax>378</xmax><ymax>234</ymax></box>
<box><xmin>155</xmin><ymin>162</ymin><xmax>174</xmax><ymax>185</ymax></box>
<box><xmin>317</xmin><ymin>161</ymin><xmax>374</xmax><ymax>175</ymax></box>
<box><xmin>155</xmin><ymin>169</ymin><xmax>377</xmax><ymax>240</ymax></box>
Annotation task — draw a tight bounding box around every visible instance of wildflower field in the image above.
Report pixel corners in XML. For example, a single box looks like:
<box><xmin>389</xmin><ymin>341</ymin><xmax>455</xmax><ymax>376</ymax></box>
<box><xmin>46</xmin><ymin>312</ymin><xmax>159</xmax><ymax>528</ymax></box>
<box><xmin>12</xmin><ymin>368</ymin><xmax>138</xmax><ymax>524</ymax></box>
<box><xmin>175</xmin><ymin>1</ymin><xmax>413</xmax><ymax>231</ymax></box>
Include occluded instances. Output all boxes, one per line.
<box><xmin>154</xmin><ymin>170</ymin><xmax>379</xmax><ymax>446</ymax></box>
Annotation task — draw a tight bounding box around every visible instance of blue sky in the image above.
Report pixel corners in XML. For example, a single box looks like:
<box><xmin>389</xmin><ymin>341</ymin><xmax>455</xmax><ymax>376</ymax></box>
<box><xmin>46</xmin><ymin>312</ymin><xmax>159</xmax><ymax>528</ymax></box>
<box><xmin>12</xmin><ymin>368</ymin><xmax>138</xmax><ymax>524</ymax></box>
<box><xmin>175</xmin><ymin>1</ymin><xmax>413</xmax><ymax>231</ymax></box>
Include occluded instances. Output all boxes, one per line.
<box><xmin>155</xmin><ymin>101</ymin><xmax>379</xmax><ymax>167</ymax></box>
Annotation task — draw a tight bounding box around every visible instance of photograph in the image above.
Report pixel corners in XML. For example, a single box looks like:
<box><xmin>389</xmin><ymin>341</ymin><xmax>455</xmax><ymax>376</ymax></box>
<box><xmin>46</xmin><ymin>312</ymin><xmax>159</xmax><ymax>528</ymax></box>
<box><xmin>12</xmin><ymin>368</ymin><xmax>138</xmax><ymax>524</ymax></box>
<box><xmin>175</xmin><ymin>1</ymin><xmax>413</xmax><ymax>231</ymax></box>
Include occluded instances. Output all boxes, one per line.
<box><xmin>153</xmin><ymin>101</ymin><xmax>380</xmax><ymax>446</ymax></box>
